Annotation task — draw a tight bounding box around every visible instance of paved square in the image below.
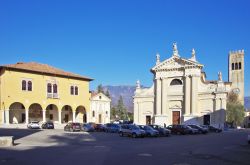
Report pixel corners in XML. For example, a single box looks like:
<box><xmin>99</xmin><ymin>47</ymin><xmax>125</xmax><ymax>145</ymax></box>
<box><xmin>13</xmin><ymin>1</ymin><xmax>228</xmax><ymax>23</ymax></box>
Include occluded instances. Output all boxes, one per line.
<box><xmin>0</xmin><ymin>128</ymin><xmax>250</xmax><ymax>165</ymax></box>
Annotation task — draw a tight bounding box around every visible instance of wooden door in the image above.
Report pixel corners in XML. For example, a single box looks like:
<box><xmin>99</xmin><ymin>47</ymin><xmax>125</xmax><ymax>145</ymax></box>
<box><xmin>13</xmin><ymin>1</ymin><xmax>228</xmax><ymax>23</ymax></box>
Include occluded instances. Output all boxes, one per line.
<box><xmin>99</xmin><ymin>114</ymin><xmax>102</xmax><ymax>123</ymax></box>
<box><xmin>146</xmin><ymin>116</ymin><xmax>151</xmax><ymax>125</ymax></box>
<box><xmin>172</xmin><ymin>111</ymin><xmax>180</xmax><ymax>125</ymax></box>
<box><xmin>203</xmin><ymin>115</ymin><xmax>210</xmax><ymax>125</ymax></box>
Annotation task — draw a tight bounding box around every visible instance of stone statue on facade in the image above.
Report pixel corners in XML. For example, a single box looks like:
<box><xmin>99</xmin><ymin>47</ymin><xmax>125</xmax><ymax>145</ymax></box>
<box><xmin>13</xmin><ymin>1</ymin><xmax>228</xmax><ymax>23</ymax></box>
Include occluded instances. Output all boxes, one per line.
<box><xmin>172</xmin><ymin>42</ymin><xmax>179</xmax><ymax>57</ymax></box>
<box><xmin>218</xmin><ymin>71</ymin><xmax>223</xmax><ymax>82</ymax></box>
<box><xmin>156</xmin><ymin>53</ymin><xmax>160</xmax><ymax>65</ymax></box>
<box><xmin>136</xmin><ymin>80</ymin><xmax>141</xmax><ymax>89</ymax></box>
<box><xmin>190</xmin><ymin>48</ymin><xmax>196</xmax><ymax>61</ymax></box>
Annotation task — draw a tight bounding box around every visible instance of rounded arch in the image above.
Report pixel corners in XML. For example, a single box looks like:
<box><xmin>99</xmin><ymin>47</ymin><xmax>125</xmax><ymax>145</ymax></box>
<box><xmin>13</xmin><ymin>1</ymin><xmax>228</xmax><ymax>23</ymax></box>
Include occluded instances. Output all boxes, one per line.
<box><xmin>61</xmin><ymin>105</ymin><xmax>73</xmax><ymax>123</ymax></box>
<box><xmin>9</xmin><ymin>102</ymin><xmax>26</xmax><ymax>124</ymax></box>
<box><xmin>29</xmin><ymin>103</ymin><xmax>43</xmax><ymax>122</ymax></box>
<box><xmin>170</xmin><ymin>79</ymin><xmax>183</xmax><ymax>86</ymax></box>
<box><xmin>46</xmin><ymin>104</ymin><xmax>58</xmax><ymax>122</ymax></box>
<box><xmin>75</xmin><ymin>106</ymin><xmax>87</xmax><ymax>123</ymax></box>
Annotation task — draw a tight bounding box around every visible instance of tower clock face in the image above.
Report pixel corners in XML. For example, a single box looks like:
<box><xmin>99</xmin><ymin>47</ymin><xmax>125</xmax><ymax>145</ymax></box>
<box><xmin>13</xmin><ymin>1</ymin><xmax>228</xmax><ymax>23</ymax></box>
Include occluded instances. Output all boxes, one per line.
<box><xmin>232</xmin><ymin>88</ymin><xmax>240</xmax><ymax>94</ymax></box>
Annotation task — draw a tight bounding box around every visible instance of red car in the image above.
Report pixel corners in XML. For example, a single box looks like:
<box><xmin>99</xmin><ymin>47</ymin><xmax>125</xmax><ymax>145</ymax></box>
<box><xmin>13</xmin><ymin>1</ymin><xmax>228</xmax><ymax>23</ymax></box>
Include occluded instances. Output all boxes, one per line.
<box><xmin>64</xmin><ymin>122</ymin><xmax>81</xmax><ymax>132</ymax></box>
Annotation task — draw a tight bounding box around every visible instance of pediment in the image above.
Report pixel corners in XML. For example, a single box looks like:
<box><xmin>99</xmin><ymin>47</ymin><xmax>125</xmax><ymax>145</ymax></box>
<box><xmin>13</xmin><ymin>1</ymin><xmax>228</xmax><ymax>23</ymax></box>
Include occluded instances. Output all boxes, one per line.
<box><xmin>151</xmin><ymin>56</ymin><xmax>203</xmax><ymax>72</ymax></box>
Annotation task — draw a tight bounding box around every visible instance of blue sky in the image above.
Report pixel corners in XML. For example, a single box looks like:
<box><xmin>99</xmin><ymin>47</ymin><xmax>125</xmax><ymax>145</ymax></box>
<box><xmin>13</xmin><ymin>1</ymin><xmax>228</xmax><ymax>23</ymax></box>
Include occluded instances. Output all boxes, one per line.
<box><xmin>0</xmin><ymin>0</ymin><xmax>249</xmax><ymax>96</ymax></box>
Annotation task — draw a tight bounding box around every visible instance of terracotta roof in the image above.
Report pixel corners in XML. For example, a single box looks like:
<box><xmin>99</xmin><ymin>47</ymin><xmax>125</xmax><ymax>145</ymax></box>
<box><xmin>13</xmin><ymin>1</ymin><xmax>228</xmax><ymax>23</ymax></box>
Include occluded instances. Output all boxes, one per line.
<box><xmin>0</xmin><ymin>62</ymin><xmax>93</xmax><ymax>81</ymax></box>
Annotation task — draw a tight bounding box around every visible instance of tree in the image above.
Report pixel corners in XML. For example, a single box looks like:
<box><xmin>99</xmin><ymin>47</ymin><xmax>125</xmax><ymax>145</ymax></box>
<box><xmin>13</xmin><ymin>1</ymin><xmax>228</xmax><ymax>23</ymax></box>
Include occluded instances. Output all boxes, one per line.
<box><xmin>105</xmin><ymin>90</ymin><xmax>110</xmax><ymax>98</ymax></box>
<box><xmin>97</xmin><ymin>84</ymin><xmax>104</xmax><ymax>93</ymax></box>
<box><xmin>110</xmin><ymin>106</ymin><xmax>117</xmax><ymax>120</ymax></box>
<box><xmin>116</xmin><ymin>95</ymin><xmax>128</xmax><ymax>120</ymax></box>
<box><xmin>226</xmin><ymin>92</ymin><xmax>245</xmax><ymax>126</ymax></box>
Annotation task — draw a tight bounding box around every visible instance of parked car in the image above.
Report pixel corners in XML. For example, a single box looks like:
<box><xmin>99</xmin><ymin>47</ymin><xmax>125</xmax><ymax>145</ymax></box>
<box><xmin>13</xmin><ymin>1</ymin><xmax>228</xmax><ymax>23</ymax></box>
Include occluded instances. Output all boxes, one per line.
<box><xmin>105</xmin><ymin>123</ymin><xmax>120</xmax><ymax>133</ymax></box>
<box><xmin>167</xmin><ymin>125</ymin><xmax>193</xmax><ymax>135</ymax></box>
<box><xmin>119</xmin><ymin>124</ymin><xmax>146</xmax><ymax>138</ymax></box>
<box><xmin>139</xmin><ymin>125</ymin><xmax>159</xmax><ymax>137</ymax></box>
<box><xmin>27</xmin><ymin>121</ymin><xmax>40</xmax><ymax>129</ymax></box>
<box><xmin>95</xmin><ymin>124</ymin><xmax>106</xmax><ymax>132</ymax></box>
<box><xmin>148</xmin><ymin>125</ymin><xmax>171</xmax><ymax>136</ymax></box>
<box><xmin>186</xmin><ymin>125</ymin><xmax>199</xmax><ymax>134</ymax></box>
<box><xmin>41</xmin><ymin>121</ymin><xmax>54</xmax><ymax>129</ymax></box>
<box><xmin>201</xmin><ymin>125</ymin><xmax>222</xmax><ymax>133</ymax></box>
<box><xmin>188</xmin><ymin>124</ymin><xmax>208</xmax><ymax>134</ymax></box>
<box><xmin>64</xmin><ymin>122</ymin><xmax>81</xmax><ymax>132</ymax></box>
<box><xmin>82</xmin><ymin>123</ymin><xmax>95</xmax><ymax>132</ymax></box>
<box><xmin>248</xmin><ymin>134</ymin><xmax>250</xmax><ymax>144</ymax></box>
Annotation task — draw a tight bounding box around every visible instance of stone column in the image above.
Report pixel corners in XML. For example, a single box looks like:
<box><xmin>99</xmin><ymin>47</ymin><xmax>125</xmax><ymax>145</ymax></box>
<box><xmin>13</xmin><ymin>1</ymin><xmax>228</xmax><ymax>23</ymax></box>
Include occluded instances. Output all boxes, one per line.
<box><xmin>184</xmin><ymin>76</ymin><xmax>191</xmax><ymax>115</ymax></box>
<box><xmin>42</xmin><ymin>110</ymin><xmax>46</xmax><ymax>122</ymax></box>
<box><xmin>25</xmin><ymin>109</ymin><xmax>29</xmax><ymax>124</ymax></box>
<box><xmin>58</xmin><ymin>110</ymin><xmax>62</xmax><ymax>124</ymax></box>
<box><xmin>4</xmin><ymin>110</ymin><xmax>9</xmax><ymax>124</ymax></box>
<box><xmin>161</xmin><ymin>78</ymin><xmax>167</xmax><ymax>115</ymax></box>
<box><xmin>191</xmin><ymin>76</ymin><xmax>198</xmax><ymax>115</ymax></box>
<box><xmin>73</xmin><ymin>111</ymin><xmax>76</xmax><ymax>122</ymax></box>
<box><xmin>155</xmin><ymin>78</ymin><xmax>162</xmax><ymax>115</ymax></box>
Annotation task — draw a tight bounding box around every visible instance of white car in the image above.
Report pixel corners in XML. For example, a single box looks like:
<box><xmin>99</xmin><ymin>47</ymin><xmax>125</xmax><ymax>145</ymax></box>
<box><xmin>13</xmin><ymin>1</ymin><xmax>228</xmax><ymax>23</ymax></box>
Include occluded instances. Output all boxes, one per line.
<box><xmin>27</xmin><ymin>121</ymin><xmax>40</xmax><ymax>129</ymax></box>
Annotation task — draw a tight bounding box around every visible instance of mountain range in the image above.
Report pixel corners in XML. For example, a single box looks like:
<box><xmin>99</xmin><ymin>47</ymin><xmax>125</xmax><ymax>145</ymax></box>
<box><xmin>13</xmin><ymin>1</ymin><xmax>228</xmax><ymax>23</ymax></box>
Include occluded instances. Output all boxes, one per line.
<box><xmin>103</xmin><ymin>85</ymin><xmax>250</xmax><ymax>112</ymax></box>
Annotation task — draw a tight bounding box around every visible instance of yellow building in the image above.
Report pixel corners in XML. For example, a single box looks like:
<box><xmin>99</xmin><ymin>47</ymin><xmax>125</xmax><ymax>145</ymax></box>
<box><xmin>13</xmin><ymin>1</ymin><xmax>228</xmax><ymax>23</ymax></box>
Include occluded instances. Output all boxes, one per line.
<box><xmin>0</xmin><ymin>62</ymin><xmax>93</xmax><ymax>125</ymax></box>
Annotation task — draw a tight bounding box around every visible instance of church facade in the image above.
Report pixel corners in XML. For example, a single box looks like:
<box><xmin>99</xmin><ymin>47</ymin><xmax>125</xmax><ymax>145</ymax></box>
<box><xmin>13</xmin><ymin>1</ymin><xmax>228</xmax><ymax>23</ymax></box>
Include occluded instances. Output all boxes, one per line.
<box><xmin>133</xmin><ymin>43</ymin><xmax>244</xmax><ymax>127</ymax></box>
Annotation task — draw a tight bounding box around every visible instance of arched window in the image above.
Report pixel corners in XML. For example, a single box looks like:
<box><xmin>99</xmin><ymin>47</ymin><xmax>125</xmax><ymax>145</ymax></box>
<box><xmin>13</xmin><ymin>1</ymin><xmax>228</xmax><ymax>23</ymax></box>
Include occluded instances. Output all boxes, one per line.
<box><xmin>170</xmin><ymin>79</ymin><xmax>183</xmax><ymax>85</ymax></box>
<box><xmin>47</xmin><ymin>83</ymin><xmax>52</xmax><ymax>93</ymax></box>
<box><xmin>70</xmin><ymin>86</ymin><xmax>74</xmax><ymax>95</ymax></box>
<box><xmin>28</xmin><ymin>81</ymin><xmax>32</xmax><ymax>91</ymax></box>
<box><xmin>239</xmin><ymin>62</ymin><xmax>241</xmax><ymax>70</ymax></box>
<box><xmin>53</xmin><ymin>84</ymin><xmax>57</xmax><ymax>93</ymax></box>
<box><xmin>75</xmin><ymin>86</ymin><xmax>78</xmax><ymax>95</ymax></box>
<box><xmin>22</xmin><ymin>80</ymin><xmax>26</xmax><ymax>91</ymax></box>
<box><xmin>232</xmin><ymin>63</ymin><xmax>235</xmax><ymax>70</ymax></box>
<box><xmin>92</xmin><ymin>111</ymin><xmax>95</xmax><ymax>117</ymax></box>
<box><xmin>235</xmin><ymin>63</ymin><xmax>238</xmax><ymax>70</ymax></box>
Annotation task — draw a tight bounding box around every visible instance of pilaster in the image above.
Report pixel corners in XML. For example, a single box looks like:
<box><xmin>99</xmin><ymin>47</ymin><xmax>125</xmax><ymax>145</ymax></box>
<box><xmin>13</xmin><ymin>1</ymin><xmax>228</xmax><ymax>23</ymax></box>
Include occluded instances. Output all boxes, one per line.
<box><xmin>155</xmin><ymin>78</ymin><xmax>162</xmax><ymax>115</ymax></box>
<box><xmin>161</xmin><ymin>78</ymin><xmax>167</xmax><ymax>115</ymax></box>
<box><xmin>191</xmin><ymin>75</ymin><xmax>198</xmax><ymax>115</ymax></box>
<box><xmin>184</xmin><ymin>76</ymin><xmax>191</xmax><ymax>115</ymax></box>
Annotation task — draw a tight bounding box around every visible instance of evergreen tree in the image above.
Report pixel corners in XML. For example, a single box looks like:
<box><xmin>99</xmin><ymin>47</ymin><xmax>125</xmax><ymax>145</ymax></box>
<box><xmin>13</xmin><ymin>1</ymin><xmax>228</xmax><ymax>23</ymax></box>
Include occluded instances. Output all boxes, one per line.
<box><xmin>110</xmin><ymin>106</ymin><xmax>117</xmax><ymax>120</ymax></box>
<box><xmin>116</xmin><ymin>95</ymin><xmax>128</xmax><ymax>120</ymax></box>
<box><xmin>105</xmin><ymin>90</ymin><xmax>111</xmax><ymax>98</ymax></box>
<box><xmin>97</xmin><ymin>84</ymin><xmax>104</xmax><ymax>93</ymax></box>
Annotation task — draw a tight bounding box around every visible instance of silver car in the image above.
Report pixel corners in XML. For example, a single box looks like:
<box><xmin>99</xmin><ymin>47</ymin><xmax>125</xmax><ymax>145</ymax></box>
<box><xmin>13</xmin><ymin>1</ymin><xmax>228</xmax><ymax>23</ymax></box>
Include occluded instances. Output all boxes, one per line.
<box><xmin>139</xmin><ymin>125</ymin><xmax>159</xmax><ymax>137</ymax></box>
<box><xmin>119</xmin><ymin>124</ymin><xmax>146</xmax><ymax>138</ymax></box>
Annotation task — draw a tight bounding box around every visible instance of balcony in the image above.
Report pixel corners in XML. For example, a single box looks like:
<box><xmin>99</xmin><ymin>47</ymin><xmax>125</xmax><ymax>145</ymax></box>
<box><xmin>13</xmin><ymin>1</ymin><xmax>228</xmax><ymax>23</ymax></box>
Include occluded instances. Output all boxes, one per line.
<box><xmin>47</xmin><ymin>93</ymin><xmax>59</xmax><ymax>99</ymax></box>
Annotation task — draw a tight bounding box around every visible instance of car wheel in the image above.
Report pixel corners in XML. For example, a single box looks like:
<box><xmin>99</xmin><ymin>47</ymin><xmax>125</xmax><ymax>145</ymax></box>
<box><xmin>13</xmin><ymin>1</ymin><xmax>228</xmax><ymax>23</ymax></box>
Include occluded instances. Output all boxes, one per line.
<box><xmin>119</xmin><ymin>132</ymin><xmax>123</xmax><ymax>137</ymax></box>
<box><xmin>132</xmin><ymin>133</ymin><xmax>137</xmax><ymax>138</ymax></box>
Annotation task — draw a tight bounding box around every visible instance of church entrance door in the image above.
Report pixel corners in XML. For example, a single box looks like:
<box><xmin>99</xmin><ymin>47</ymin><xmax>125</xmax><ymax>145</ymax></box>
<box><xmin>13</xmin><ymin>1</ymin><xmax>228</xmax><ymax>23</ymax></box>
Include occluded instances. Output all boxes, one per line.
<box><xmin>203</xmin><ymin>115</ymin><xmax>210</xmax><ymax>125</ymax></box>
<box><xmin>146</xmin><ymin>116</ymin><xmax>151</xmax><ymax>125</ymax></box>
<box><xmin>172</xmin><ymin>111</ymin><xmax>180</xmax><ymax>125</ymax></box>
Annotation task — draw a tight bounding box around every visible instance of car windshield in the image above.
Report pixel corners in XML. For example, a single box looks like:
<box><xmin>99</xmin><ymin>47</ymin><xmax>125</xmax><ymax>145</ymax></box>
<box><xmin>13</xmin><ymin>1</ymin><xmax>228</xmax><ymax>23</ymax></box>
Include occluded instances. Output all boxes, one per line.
<box><xmin>145</xmin><ymin>126</ymin><xmax>154</xmax><ymax>130</ymax></box>
<box><xmin>129</xmin><ymin>125</ymin><xmax>140</xmax><ymax>130</ymax></box>
<box><xmin>32</xmin><ymin>121</ymin><xmax>39</xmax><ymax>124</ymax></box>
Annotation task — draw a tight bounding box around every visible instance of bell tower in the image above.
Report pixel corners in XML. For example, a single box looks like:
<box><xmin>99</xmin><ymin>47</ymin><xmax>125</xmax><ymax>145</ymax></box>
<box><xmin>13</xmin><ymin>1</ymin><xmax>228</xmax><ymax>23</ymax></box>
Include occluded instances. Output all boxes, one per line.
<box><xmin>228</xmin><ymin>50</ymin><xmax>245</xmax><ymax>105</ymax></box>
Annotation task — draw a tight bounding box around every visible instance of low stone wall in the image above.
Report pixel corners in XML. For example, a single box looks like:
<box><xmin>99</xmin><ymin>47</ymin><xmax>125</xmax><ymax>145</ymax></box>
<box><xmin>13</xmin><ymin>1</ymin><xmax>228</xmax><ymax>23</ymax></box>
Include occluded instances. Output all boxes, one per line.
<box><xmin>0</xmin><ymin>136</ymin><xmax>14</xmax><ymax>147</ymax></box>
